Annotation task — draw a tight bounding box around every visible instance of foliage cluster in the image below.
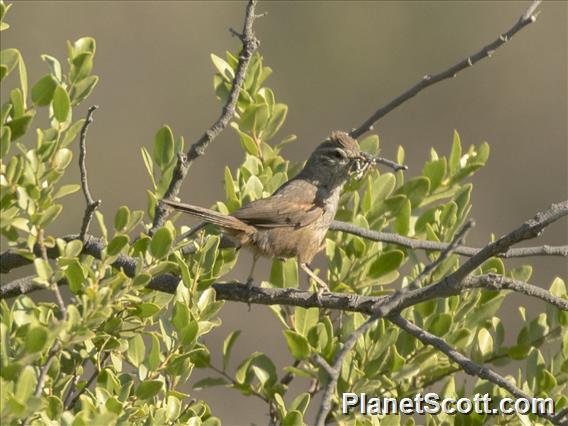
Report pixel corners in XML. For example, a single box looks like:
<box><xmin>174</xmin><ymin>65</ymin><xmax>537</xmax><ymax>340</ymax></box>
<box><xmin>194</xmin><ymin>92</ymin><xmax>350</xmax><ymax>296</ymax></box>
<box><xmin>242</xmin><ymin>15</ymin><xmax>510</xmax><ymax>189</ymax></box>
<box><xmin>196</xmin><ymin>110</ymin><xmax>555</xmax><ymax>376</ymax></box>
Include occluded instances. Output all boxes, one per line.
<box><xmin>0</xmin><ymin>3</ymin><xmax>566</xmax><ymax>425</ymax></box>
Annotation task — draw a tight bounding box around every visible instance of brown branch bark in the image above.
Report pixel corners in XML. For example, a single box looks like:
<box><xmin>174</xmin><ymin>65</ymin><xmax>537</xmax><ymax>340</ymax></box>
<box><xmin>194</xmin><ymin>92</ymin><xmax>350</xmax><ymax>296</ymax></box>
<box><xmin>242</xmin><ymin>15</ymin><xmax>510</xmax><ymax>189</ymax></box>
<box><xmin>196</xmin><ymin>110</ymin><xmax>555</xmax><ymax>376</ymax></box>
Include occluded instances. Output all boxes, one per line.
<box><xmin>78</xmin><ymin>105</ymin><xmax>101</xmax><ymax>241</ymax></box>
<box><xmin>150</xmin><ymin>0</ymin><xmax>260</xmax><ymax>234</ymax></box>
<box><xmin>389</xmin><ymin>314</ymin><xmax>563</xmax><ymax>425</ymax></box>
<box><xmin>329</xmin><ymin>221</ymin><xmax>568</xmax><ymax>258</ymax></box>
<box><xmin>349</xmin><ymin>0</ymin><xmax>542</xmax><ymax>139</ymax></box>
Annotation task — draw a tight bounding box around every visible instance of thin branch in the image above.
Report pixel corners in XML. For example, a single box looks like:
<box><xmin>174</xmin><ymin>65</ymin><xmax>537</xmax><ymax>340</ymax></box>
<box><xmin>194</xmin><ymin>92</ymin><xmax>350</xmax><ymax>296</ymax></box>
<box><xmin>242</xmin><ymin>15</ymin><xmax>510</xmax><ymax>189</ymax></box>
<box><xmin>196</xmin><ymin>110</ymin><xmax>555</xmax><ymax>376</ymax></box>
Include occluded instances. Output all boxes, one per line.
<box><xmin>65</xmin><ymin>352</ymin><xmax>110</xmax><ymax>410</ymax></box>
<box><xmin>389</xmin><ymin>314</ymin><xmax>559</xmax><ymax>425</ymax></box>
<box><xmin>2</xmin><ymin>219</ymin><xmax>566</xmax><ymax>277</ymax></box>
<box><xmin>78</xmin><ymin>105</ymin><xmax>101</xmax><ymax>241</ymax></box>
<box><xmin>314</xmin><ymin>316</ymin><xmax>379</xmax><ymax>426</ymax></box>
<box><xmin>406</xmin><ymin>219</ymin><xmax>475</xmax><ymax>292</ymax></box>
<box><xmin>37</xmin><ymin>229</ymin><xmax>66</xmax><ymax>318</ymax></box>
<box><xmin>463</xmin><ymin>274</ymin><xmax>568</xmax><ymax>311</ymax></box>
<box><xmin>150</xmin><ymin>0</ymin><xmax>260</xmax><ymax>234</ymax></box>
<box><xmin>349</xmin><ymin>0</ymin><xmax>542</xmax><ymax>139</ymax></box>
<box><xmin>329</xmin><ymin>221</ymin><xmax>568</xmax><ymax>258</ymax></box>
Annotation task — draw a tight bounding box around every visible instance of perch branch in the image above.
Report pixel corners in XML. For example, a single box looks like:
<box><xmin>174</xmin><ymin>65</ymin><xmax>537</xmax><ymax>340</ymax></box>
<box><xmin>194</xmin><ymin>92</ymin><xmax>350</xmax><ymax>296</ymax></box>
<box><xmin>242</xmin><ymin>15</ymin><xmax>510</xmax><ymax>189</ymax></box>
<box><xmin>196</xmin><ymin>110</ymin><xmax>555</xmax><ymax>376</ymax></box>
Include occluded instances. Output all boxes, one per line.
<box><xmin>350</xmin><ymin>0</ymin><xmax>542</xmax><ymax>139</ymax></box>
<box><xmin>150</xmin><ymin>0</ymin><xmax>260</xmax><ymax>233</ymax></box>
<box><xmin>389</xmin><ymin>314</ymin><xmax>561</xmax><ymax>425</ymax></box>
<box><xmin>78</xmin><ymin>105</ymin><xmax>101</xmax><ymax>241</ymax></box>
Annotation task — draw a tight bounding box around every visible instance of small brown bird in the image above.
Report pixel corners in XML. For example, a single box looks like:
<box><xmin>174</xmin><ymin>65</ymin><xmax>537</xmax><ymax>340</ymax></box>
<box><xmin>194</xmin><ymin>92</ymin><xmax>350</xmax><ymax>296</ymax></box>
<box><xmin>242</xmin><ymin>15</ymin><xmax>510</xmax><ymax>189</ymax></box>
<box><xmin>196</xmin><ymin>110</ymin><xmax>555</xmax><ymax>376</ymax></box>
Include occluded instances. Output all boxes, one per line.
<box><xmin>162</xmin><ymin>131</ymin><xmax>400</xmax><ymax>292</ymax></box>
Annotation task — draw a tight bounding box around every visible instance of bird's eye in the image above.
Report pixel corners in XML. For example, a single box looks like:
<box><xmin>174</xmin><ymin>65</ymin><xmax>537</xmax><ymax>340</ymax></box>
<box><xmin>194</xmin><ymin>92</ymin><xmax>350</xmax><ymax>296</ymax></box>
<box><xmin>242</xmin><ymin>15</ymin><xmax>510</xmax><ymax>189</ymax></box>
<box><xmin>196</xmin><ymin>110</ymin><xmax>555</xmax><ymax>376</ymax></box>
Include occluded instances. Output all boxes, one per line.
<box><xmin>333</xmin><ymin>150</ymin><xmax>346</xmax><ymax>160</ymax></box>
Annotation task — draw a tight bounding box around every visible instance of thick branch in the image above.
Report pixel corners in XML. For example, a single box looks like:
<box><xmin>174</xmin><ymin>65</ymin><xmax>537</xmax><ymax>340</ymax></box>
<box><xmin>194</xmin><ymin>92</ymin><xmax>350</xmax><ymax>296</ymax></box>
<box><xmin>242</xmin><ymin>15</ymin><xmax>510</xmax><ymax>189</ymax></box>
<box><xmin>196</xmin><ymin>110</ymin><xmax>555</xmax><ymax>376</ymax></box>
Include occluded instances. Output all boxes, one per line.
<box><xmin>78</xmin><ymin>105</ymin><xmax>101</xmax><ymax>241</ymax></box>
<box><xmin>150</xmin><ymin>0</ymin><xmax>260</xmax><ymax>233</ymax></box>
<box><xmin>389</xmin><ymin>314</ymin><xmax>561</xmax><ymax>425</ymax></box>
<box><xmin>329</xmin><ymin>221</ymin><xmax>568</xmax><ymax>258</ymax></box>
<box><xmin>350</xmin><ymin>0</ymin><xmax>542</xmax><ymax>138</ymax></box>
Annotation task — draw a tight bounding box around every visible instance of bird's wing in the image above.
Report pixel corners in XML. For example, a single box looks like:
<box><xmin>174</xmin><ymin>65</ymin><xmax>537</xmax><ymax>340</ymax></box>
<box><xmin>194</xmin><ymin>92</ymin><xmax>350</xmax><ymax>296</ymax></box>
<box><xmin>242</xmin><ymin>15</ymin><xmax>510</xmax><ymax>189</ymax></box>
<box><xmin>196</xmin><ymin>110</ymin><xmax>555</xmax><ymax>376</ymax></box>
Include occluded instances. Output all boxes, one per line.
<box><xmin>232</xmin><ymin>180</ymin><xmax>323</xmax><ymax>228</ymax></box>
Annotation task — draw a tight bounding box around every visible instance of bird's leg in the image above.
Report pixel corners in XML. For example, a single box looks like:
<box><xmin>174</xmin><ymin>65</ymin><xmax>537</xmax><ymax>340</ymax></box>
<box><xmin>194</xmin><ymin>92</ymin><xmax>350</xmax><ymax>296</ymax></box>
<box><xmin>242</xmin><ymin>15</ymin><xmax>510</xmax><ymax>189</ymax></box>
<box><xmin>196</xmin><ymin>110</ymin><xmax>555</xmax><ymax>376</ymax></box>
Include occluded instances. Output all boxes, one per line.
<box><xmin>300</xmin><ymin>263</ymin><xmax>330</xmax><ymax>294</ymax></box>
<box><xmin>246</xmin><ymin>253</ymin><xmax>259</xmax><ymax>290</ymax></box>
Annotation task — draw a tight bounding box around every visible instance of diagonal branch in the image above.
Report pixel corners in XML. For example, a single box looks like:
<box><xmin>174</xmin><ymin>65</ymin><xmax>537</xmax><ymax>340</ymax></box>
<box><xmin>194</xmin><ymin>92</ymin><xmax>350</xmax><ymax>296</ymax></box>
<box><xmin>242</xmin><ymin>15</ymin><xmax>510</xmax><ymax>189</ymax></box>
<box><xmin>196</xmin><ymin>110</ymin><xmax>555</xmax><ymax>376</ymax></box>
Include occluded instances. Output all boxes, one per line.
<box><xmin>329</xmin><ymin>221</ymin><xmax>568</xmax><ymax>258</ymax></box>
<box><xmin>150</xmin><ymin>0</ymin><xmax>260</xmax><ymax>234</ymax></box>
<box><xmin>349</xmin><ymin>0</ymin><xmax>542</xmax><ymax>139</ymax></box>
<box><xmin>314</xmin><ymin>316</ymin><xmax>379</xmax><ymax>426</ymax></box>
<box><xmin>78</xmin><ymin>105</ymin><xmax>101</xmax><ymax>241</ymax></box>
<box><xmin>406</xmin><ymin>219</ymin><xmax>475</xmax><ymax>292</ymax></box>
<box><xmin>389</xmin><ymin>314</ymin><xmax>561</xmax><ymax>425</ymax></box>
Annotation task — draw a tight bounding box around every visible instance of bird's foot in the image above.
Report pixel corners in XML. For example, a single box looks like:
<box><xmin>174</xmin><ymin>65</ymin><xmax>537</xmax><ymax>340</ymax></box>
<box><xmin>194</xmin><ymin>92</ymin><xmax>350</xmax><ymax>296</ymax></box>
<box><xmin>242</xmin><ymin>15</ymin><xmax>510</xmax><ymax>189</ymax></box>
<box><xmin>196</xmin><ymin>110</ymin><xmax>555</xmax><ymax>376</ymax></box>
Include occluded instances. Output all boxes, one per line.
<box><xmin>245</xmin><ymin>277</ymin><xmax>255</xmax><ymax>311</ymax></box>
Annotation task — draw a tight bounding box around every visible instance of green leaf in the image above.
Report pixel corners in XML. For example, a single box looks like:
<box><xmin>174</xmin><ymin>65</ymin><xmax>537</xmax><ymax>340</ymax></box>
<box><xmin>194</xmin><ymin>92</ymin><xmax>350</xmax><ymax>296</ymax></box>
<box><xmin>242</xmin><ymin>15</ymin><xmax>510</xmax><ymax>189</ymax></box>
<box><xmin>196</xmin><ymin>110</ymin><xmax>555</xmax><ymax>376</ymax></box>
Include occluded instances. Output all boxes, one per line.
<box><xmin>428</xmin><ymin>313</ymin><xmax>452</xmax><ymax>337</ymax></box>
<box><xmin>211</xmin><ymin>53</ymin><xmax>234</xmax><ymax>82</ymax></box>
<box><xmin>107</xmin><ymin>234</ymin><xmax>129</xmax><ymax>256</ymax></box>
<box><xmin>24</xmin><ymin>326</ymin><xmax>49</xmax><ymax>353</ymax></box>
<box><xmin>37</xmin><ymin>204</ymin><xmax>63</xmax><ymax>227</ymax></box>
<box><xmin>127</xmin><ymin>334</ymin><xmax>146</xmax><ymax>367</ymax></box>
<box><xmin>69</xmin><ymin>52</ymin><xmax>93</xmax><ymax>83</ymax></box>
<box><xmin>135</xmin><ymin>379</ymin><xmax>163</xmax><ymax>399</ymax></box>
<box><xmin>61</xmin><ymin>119</ymin><xmax>85</xmax><ymax>147</ymax></box>
<box><xmin>52</xmin><ymin>85</ymin><xmax>70</xmax><ymax>122</ymax></box>
<box><xmin>395</xmin><ymin>198</ymin><xmax>411</xmax><ymax>236</ymax></box>
<box><xmin>193</xmin><ymin>377</ymin><xmax>228</xmax><ymax>390</ymax></box>
<box><xmin>148</xmin><ymin>334</ymin><xmax>161</xmax><ymax>371</ymax></box>
<box><xmin>0</xmin><ymin>48</ymin><xmax>19</xmax><ymax>80</ymax></box>
<box><xmin>33</xmin><ymin>258</ymin><xmax>53</xmax><ymax>281</ymax></box>
<box><xmin>31</xmin><ymin>74</ymin><xmax>58</xmax><ymax>106</ymax></box>
<box><xmin>153</xmin><ymin>125</ymin><xmax>175</xmax><ymax>169</ymax></box>
<box><xmin>52</xmin><ymin>148</ymin><xmax>73</xmax><ymax>171</ymax></box>
<box><xmin>282</xmin><ymin>410</ymin><xmax>303</xmax><ymax>426</ymax></box>
<box><xmin>449</xmin><ymin>130</ymin><xmax>462</xmax><ymax>175</ymax></box>
<box><xmin>150</xmin><ymin>227</ymin><xmax>173</xmax><ymax>259</ymax></box>
<box><xmin>422</xmin><ymin>158</ymin><xmax>446</xmax><ymax>191</ymax></box>
<box><xmin>369</xmin><ymin>250</ymin><xmax>404</xmax><ymax>279</ymax></box>
<box><xmin>294</xmin><ymin>307</ymin><xmax>319</xmax><ymax>336</ymax></box>
<box><xmin>46</xmin><ymin>396</ymin><xmax>63</xmax><ymax>420</ymax></box>
<box><xmin>223</xmin><ymin>330</ymin><xmax>241</xmax><ymax>370</ymax></box>
<box><xmin>0</xmin><ymin>125</ymin><xmax>10</xmax><ymax>157</ymax></box>
<box><xmin>289</xmin><ymin>392</ymin><xmax>310</xmax><ymax>415</ymax></box>
<box><xmin>396</xmin><ymin>177</ymin><xmax>430</xmax><ymax>208</ymax></box>
<box><xmin>41</xmin><ymin>54</ymin><xmax>62</xmax><ymax>82</ymax></box>
<box><xmin>133</xmin><ymin>303</ymin><xmax>160</xmax><ymax>318</ymax></box>
<box><xmin>6</xmin><ymin>112</ymin><xmax>34</xmax><ymax>140</ymax></box>
<box><xmin>284</xmin><ymin>330</ymin><xmax>310</xmax><ymax>360</ymax></box>
<box><xmin>114</xmin><ymin>206</ymin><xmax>130</xmax><ymax>231</ymax></box>
<box><xmin>263</xmin><ymin>103</ymin><xmax>287</xmax><ymax>141</ymax></box>
<box><xmin>65</xmin><ymin>260</ymin><xmax>85</xmax><ymax>294</ymax></box>
<box><xmin>69</xmin><ymin>75</ymin><xmax>98</xmax><ymax>105</ymax></box>
<box><xmin>16</xmin><ymin>366</ymin><xmax>36</xmax><ymax>402</ymax></box>
<box><xmin>270</xmin><ymin>258</ymin><xmax>299</xmax><ymax>288</ymax></box>
<box><xmin>53</xmin><ymin>184</ymin><xmax>80</xmax><ymax>200</ymax></box>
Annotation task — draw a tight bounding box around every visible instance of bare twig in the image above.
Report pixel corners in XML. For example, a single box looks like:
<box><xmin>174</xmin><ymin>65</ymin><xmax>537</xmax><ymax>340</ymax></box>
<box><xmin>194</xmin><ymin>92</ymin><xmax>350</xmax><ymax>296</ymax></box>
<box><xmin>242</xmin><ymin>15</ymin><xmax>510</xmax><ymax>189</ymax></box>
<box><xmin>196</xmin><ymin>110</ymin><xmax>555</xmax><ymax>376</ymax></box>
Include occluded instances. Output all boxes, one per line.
<box><xmin>350</xmin><ymin>0</ymin><xmax>542</xmax><ymax>139</ymax></box>
<box><xmin>150</xmin><ymin>0</ymin><xmax>260</xmax><ymax>234</ymax></box>
<box><xmin>329</xmin><ymin>221</ymin><xmax>568</xmax><ymax>258</ymax></box>
<box><xmin>389</xmin><ymin>313</ymin><xmax>560</xmax><ymax>425</ymax></box>
<box><xmin>78</xmin><ymin>105</ymin><xmax>101</xmax><ymax>241</ymax></box>
<box><xmin>463</xmin><ymin>274</ymin><xmax>568</xmax><ymax>311</ymax></box>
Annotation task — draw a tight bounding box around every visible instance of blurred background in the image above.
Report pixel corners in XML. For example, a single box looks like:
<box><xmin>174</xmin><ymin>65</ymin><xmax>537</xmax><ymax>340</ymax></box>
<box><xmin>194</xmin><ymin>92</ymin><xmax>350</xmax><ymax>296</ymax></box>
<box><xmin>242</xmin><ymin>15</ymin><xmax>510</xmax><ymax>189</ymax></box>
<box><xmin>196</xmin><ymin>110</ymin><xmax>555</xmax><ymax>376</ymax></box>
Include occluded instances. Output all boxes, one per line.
<box><xmin>2</xmin><ymin>1</ymin><xmax>566</xmax><ymax>424</ymax></box>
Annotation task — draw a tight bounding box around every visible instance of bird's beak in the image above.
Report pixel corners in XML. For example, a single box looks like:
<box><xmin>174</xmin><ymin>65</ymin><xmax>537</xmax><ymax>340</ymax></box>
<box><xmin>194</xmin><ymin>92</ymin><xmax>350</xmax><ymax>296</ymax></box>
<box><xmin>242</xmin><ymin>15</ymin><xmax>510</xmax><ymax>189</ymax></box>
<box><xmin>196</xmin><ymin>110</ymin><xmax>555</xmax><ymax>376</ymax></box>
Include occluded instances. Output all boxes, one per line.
<box><xmin>358</xmin><ymin>151</ymin><xmax>408</xmax><ymax>172</ymax></box>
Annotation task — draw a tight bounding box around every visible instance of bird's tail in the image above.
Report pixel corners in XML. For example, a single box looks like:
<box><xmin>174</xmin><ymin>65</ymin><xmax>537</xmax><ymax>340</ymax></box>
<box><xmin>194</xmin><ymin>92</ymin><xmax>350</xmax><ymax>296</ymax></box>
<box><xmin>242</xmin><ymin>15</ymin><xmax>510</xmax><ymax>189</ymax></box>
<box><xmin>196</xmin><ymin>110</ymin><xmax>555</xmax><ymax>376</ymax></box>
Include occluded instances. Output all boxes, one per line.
<box><xmin>161</xmin><ymin>199</ymin><xmax>254</xmax><ymax>233</ymax></box>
